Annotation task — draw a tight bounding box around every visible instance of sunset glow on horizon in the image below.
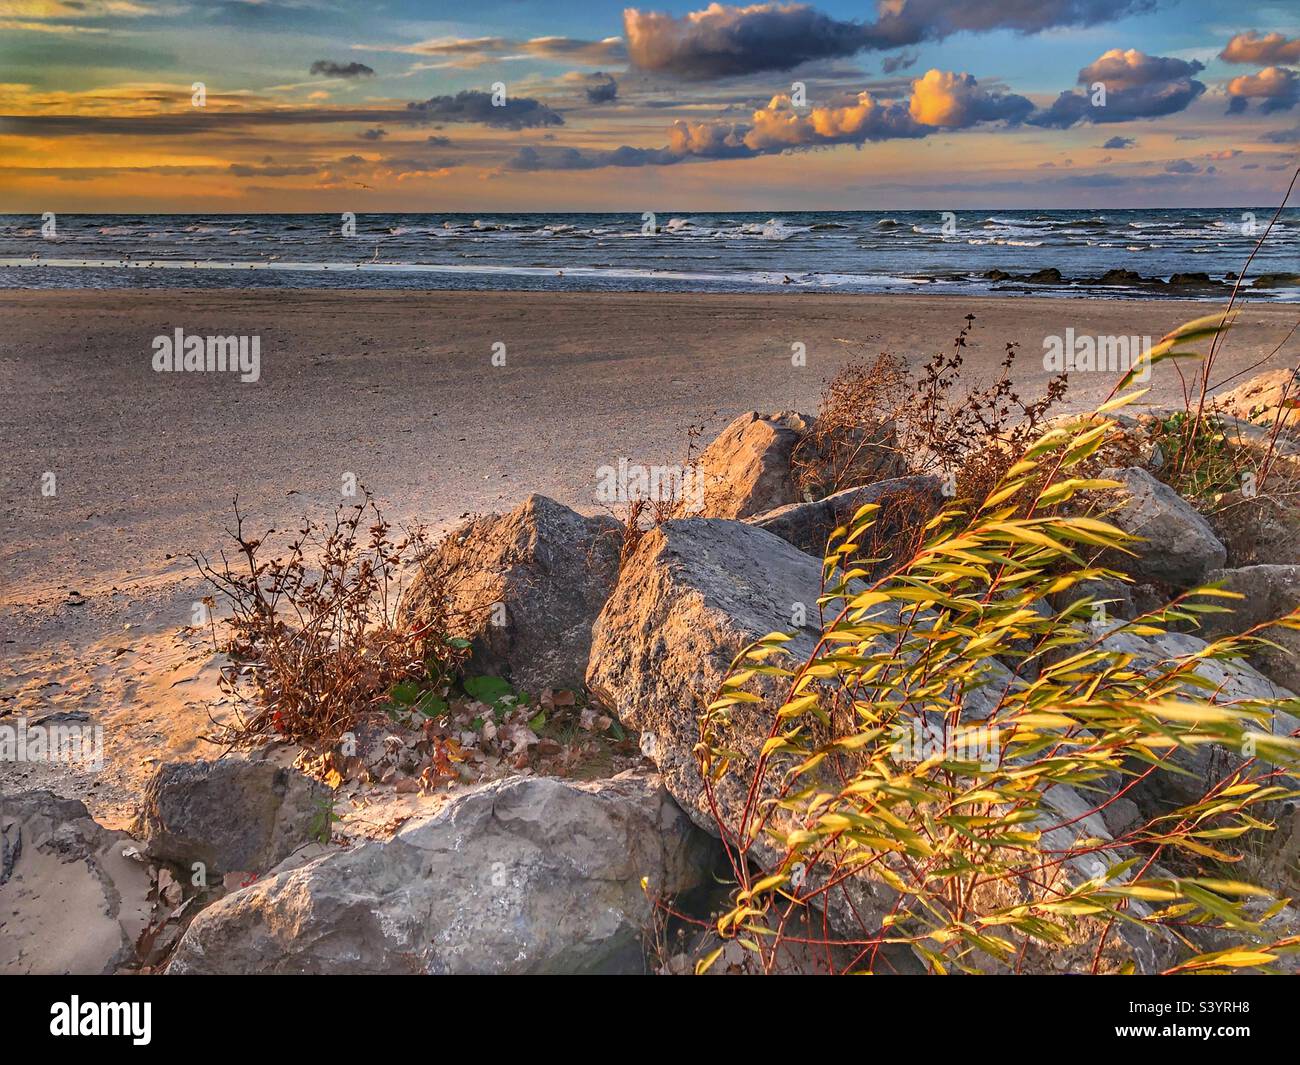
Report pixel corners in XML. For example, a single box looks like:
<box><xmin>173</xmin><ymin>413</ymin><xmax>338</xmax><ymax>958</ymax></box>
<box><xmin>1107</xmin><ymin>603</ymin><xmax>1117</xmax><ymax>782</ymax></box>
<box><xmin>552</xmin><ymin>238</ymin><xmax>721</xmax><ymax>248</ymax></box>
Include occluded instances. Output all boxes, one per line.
<box><xmin>2</xmin><ymin>1</ymin><xmax>1299</xmax><ymax>212</ymax></box>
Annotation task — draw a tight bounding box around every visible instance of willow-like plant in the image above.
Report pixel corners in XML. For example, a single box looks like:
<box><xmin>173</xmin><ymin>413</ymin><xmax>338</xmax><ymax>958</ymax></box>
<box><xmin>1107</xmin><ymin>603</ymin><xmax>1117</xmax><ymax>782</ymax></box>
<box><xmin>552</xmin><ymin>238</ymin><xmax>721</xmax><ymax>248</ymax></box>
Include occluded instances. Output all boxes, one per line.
<box><xmin>697</xmin><ymin>327</ymin><xmax>1300</xmax><ymax>975</ymax></box>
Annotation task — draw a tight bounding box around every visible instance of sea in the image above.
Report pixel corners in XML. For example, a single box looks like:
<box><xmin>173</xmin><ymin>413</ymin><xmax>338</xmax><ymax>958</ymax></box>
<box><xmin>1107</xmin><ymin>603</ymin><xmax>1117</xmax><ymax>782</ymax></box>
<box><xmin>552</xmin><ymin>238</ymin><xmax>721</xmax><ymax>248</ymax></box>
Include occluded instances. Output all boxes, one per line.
<box><xmin>1</xmin><ymin>209</ymin><xmax>1295</xmax><ymax>299</ymax></box>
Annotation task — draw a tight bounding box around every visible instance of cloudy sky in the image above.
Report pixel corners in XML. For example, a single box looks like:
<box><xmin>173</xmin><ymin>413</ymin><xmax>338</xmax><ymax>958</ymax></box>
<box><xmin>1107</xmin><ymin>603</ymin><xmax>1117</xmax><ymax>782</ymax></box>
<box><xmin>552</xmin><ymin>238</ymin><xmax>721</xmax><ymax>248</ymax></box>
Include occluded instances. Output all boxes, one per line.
<box><xmin>2</xmin><ymin>0</ymin><xmax>1299</xmax><ymax>211</ymax></box>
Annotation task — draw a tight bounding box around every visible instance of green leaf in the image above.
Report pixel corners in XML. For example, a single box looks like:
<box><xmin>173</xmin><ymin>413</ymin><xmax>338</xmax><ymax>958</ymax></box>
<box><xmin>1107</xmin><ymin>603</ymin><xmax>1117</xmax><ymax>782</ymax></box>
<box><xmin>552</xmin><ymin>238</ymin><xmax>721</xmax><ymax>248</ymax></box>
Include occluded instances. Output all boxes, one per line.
<box><xmin>464</xmin><ymin>674</ymin><xmax>514</xmax><ymax>705</ymax></box>
<box><xmin>389</xmin><ymin>681</ymin><xmax>421</xmax><ymax>706</ymax></box>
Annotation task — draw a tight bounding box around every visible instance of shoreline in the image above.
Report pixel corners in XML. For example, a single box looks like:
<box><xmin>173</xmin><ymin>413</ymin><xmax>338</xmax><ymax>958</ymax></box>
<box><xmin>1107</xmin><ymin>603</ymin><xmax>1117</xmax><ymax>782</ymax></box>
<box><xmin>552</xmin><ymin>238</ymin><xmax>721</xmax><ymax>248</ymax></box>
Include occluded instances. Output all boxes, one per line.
<box><xmin>3</xmin><ymin>269</ymin><xmax>1297</xmax><ymax>303</ymax></box>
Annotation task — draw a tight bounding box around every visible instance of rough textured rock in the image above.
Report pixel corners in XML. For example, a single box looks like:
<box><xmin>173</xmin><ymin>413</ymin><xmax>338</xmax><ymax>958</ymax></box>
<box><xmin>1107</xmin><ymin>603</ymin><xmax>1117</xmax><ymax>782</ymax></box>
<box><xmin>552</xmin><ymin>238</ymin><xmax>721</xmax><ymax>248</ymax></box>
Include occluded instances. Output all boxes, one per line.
<box><xmin>682</xmin><ymin>411</ymin><xmax>810</xmax><ymax>519</ymax></box>
<box><xmin>134</xmin><ymin>758</ymin><xmax>329</xmax><ymax>877</ymax></box>
<box><xmin>1</xmin><ymin>791</ymin><xmax>151</xmax><ymax>974</ymax></box>
<box><xmin>585</xmin><ymin>518</ymin><xmax>1181</xmax><ymax>970</ymax></box>
<box><xmin>1215</xmin><ymin>368</ymin><xmax>1300</xmax><ymax>433</ymax></box>
<box><xmin>1049</xmin><ymin>577</ymin><xmax>1135</xmax><ymax>622</ymax></box>
<box><xmin>586</xmin><ymin>518</ymin><xmax>828</xmax><ymax>838</ymax></box>
<box><xmin>1094</xmin><ymin>626</ymin><xmax>1299</xmax><ymax>816</ymax></box>
<box><xmin>989</xmin><ymin>784</ymin><xmax>1180</xmax><ymax>974</ymax></box>
<box><xmin>1208</xmin><ymin>490</ymin><xmax>1300</xmax><ymax>567</ymax></box>
<box><xmin>586</xmin><ymin>517</ymin><xmax>1004</xmax><ymax>831</ymax></box>
<box><xmin>1099</xmin><ymin>466</ymin><xmax>1227</xmax><ymax>585</ymax></box>
<box><xmin>1195</xmin><ymin>564</ymin><xmax>1300</xmax><ymax>691</ymax></box>
<box><xmin>167</xmin><ymin>772</ymin><xmax>718</xmax><ymax>974</ymax></box>
<box><xmin>1047</xmin><ymin>411</ymin><xmax>1153</xmax><ymax>470</ymax></box>
<box><xmin>789</xmin><ymin>417</ymin><xmax>905</xmax><ymax>499</ymax></box>
<box><xmin>748</xmin><ymin>474</ymin><xmax>943</xmax><ymax>559</ymax></box>
<box><xmin>398</xmin><ymin>494</ymin><xmax>621</xmax><ymax>693</ymax></box>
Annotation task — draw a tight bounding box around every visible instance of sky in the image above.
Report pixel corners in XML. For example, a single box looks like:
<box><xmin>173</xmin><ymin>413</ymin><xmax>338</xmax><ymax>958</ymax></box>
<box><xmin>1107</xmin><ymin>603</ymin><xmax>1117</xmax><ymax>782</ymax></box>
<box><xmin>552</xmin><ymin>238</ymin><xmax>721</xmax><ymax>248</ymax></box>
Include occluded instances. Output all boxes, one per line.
<box><xmin>1</xmin><ymin>0</ymin><xmax>1299</xmax><ymax>211</ymax></box>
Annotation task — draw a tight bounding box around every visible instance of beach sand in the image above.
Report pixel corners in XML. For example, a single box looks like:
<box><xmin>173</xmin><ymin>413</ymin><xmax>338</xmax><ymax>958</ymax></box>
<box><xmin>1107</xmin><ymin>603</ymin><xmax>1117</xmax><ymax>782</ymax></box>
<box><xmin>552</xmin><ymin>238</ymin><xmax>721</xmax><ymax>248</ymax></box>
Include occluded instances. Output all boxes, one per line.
<box><xmin>2</xmin><ymin>287</ymin><xmax>1296</xmax><ymax>824</ymax></box>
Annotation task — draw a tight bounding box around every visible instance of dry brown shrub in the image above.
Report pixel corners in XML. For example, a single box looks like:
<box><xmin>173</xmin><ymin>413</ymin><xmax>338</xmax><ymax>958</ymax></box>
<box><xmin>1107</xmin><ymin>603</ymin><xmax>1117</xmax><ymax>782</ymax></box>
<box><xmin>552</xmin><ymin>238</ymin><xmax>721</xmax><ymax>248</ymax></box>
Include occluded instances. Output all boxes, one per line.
<box><xmin>795</xmin><ymin>315</ymin><xmax>1069</xmax><ymax>510</ymax></box>
<box><xmin>792</xmin><ymin>353</ymin><xmax>907</xmax><ymax>499</ymax></box>
<box><xmin>193</xmin><ymin>490</ymin><xmax>466</xmax><ymax>747</ymax></box>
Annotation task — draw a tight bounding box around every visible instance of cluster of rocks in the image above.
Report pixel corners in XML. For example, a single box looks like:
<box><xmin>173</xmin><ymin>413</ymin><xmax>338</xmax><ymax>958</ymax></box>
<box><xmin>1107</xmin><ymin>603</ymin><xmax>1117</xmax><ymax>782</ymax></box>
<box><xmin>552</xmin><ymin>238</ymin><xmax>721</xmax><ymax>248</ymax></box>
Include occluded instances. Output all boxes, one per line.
<box><xmin>6</xmin><ymin>381</ymin><xmax>1300</xmax><ymax>975</ymax></box>
<box><xmin>983</xmin><ymin>268</ymin><xmax>1300</xmax><ymax>291</ymax></box>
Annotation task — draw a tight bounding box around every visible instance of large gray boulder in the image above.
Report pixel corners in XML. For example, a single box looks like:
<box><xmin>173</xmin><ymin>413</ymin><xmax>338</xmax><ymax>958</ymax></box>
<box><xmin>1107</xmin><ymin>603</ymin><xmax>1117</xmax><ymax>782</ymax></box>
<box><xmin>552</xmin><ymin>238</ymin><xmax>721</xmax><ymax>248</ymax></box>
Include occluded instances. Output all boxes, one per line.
<box><xmin>1193</xmin><ymin>564</ymin><xmax>1300</xmax><ymax>694</ymax></box>
<box><xmin>1</xmin><ymin>791</ymin><xmax>151</xmax><ymax>974</ymax></box>
<box><xmin>1097</xmin><ymin>624</ymin><xmax>1300</xmax><ymax>899</ymax></box>
<box><xmin>167</xmin><ymin>772</ymin><xmax>718</xmax><ymax>974</ymax></box>
<box><xmin>586</xmin><ymin>518</ymin><xmax>828</xmax><ymax>839</ymax></box>
<box><xmin>1094</xmin><ymin>626</ymin><xmax>1299</xmax><ymax>820</ymax></box>
<box><xmin>680</xmin><ymin>411</ymin><xmax>810</xmax><ymax>519</ymax></box>
<box><xmin>1098</xmin><ymin>466</ymin><xmax>1226</xmax><ymax>586</ymax></box>
<box><xmin>398</xmin><ymin>494</ymin><xmax>620</xmax><ymax>693</ymax></box>
<box><xmin>586</xmin><ymin>517</ymin><xmax>1008</xmax><ymax>840</ymax></box>
<box><xmin>134</xmin><ymin>758</ymin><xmax>329</xmax><ymax>878</ymax></box>
<box><xmin>584</xmin><ymin>518</ymin><xmax>1184</xmax><ymax>971</ymax></box>
<box><xmin>975</xmin><ymin>784</ymin><xmax>1181</xmax><ymax>974</ymax></box>
<box><xmin>748</xmin><ymin>474</ymin><xmax>943</xmax><ymax>559</ymax></box>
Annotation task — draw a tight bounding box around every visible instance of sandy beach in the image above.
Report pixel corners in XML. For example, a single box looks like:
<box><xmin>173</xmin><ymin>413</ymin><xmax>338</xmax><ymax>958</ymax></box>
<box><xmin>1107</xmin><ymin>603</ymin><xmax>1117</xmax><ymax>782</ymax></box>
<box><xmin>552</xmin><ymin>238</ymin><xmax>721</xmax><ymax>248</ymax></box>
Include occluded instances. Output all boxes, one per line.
<box><xmin>2</xmin><ymin>287</ymin><xmax>1297</xmax><ymax>823</ymax></box>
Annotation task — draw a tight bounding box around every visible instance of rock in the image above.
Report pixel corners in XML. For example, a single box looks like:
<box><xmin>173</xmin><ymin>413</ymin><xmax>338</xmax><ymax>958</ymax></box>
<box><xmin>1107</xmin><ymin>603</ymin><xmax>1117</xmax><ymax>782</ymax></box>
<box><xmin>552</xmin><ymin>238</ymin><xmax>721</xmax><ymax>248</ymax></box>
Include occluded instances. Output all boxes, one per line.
<box><xmin>1190</xmin><ymin>897</ymin><xmax>1300</xmax><ymax>972</ymax></box>
<box><xmin>134</xmin><ymin>758</ymin><xmax>330</xmax><ymax>877</ymax></box>
<box><xmin>682</xmin><ymin>411</ymin><xmax>810</xmax><ymax>519</ymax></box>
<box><xmin>585</xmin><ymin>520</ymin><xmax>1231</xmax><ymax>972</ymax></box>
<box><xmin>1007</xmin><ymin>785</ymin><xmax>1179</xmax><ymax>974</ymax></box>
<box><xmin>586</xmin><ymin>516</ymin><xmax>1004</xmax><ymax>840</ymax></box>
<box><xmin>1093</xmin><ymin>626</ymin><xmax>1299</xmax><ymax>819</ymax></box>
<box><xmin>586</xmin><ymin>518</ymin><xmax>827</xmax><ymax>838</ymax></box>
<box><xmin>1</xmin><ymin>792</ymin><xmax>151</xmax><ymax>974</ymax></box>
<box><xmin>1251</xmin><ymin>273</ymin><xmax>1300</xmax><ymax>289</ymax></box>
<box><xmin>397</xmin><ymin>494</ymin><xmax>621</xmax><ymax>693</ymax></box>
<box><xmin>1167</xmin><ymin>272</ymin><xmax>1218</xmax><ymax>287</ymax></box>
<box><xmin>1098</xmin><ymin>466</ymin><xmax>1226</xmax><ymax>585</ymax></box>
<box><xmin>1101</xmin><ymin>796</ymin><xmax>1142</xmax><ymax>836</ymax></box>
<box><xmin>1025</xmin><ymin>268</ymin><xmax>1063</xmax><ymax>284</ymax></box>
<box><xmin>1096</xmin><ymin>268</ymin><xmax>1144</xmax><ymax>286</ymax></box>
<box><xmin>1208</xmin><ymin>490</ymin><xmax>1300</xmax><ymax>567</ymax></box>
<box><xmin>1047</xmin><ymin>410</ymin><xmax>1155</xmax><ymax>470</ymax></box>
<box><xmin>1214</xmin><ymin>368</ymin><xmax>1300</xmax><ymax>433</ymax></box>
<box><xmin>747</xmin><ymin>474</ymin><xmax>943</xmax><ymax>559</ymax></box>
<box><xmin>1050</xmin><ymin>577</ymin><xmax>1135</xmax><ymax>622</ymax></box>
<box><xmin>167</xmin><ymin>772</ymin><xmax>719</xmax><ymax>974</ymax></box>
<box><xmin>1195</xmin><ymin>565</ymin><xmax>1300</xmax><ymax>691</ymax></box>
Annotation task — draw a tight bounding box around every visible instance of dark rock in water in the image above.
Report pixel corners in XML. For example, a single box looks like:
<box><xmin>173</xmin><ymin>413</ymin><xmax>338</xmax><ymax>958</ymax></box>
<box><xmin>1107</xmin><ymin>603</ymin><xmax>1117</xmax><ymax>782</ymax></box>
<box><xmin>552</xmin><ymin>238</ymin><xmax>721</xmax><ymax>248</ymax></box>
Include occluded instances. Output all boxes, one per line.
<box><xmin>1252</xmin><ymin>273</ymin><xmax>1300</xmax><ymax>288</ymax></box>
<box><xmin>134</xmin><ymin>758</ymin><xmax>329</xmax><ymax>877</ymax></box>
<box><xmin>1025</xmin><ymin>268</ymin><xmax>1062</xmax><ymax>284</ymax></box>
<box><xmin>984</xmin><ymin>269</ymin><xmax>1012</xmax><ymax>281</ymax></box>
<box><xmin>1167</xmin><ymin>272</ymin><xmax>1217</xmax><ymax>287</ymax></box>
